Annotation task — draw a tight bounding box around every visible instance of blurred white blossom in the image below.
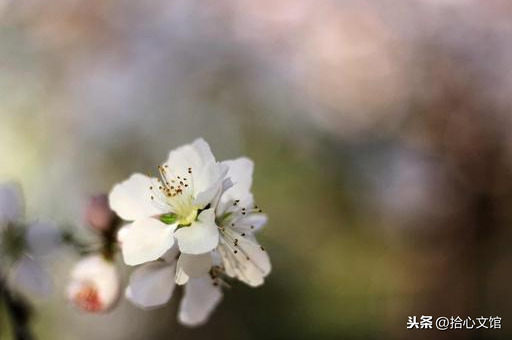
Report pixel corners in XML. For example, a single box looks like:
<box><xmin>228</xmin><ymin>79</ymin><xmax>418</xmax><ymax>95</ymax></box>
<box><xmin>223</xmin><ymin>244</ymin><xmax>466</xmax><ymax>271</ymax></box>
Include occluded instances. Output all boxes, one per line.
<box><xmin>67</xmin><ymin>254</ymin><xmax>120</xmax><ymax>313</ymax></box>
<box><xmin>0</xmin><ymin>181</ymin><xmax>60</xmax><ymax>296</ymax></box>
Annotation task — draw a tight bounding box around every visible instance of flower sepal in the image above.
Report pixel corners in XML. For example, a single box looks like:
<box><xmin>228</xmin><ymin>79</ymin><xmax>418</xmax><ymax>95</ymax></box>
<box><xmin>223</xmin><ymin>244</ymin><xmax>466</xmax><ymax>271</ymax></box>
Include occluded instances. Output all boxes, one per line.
<box><xmin>160</xmin><ymin>213</ymin><xmax>178</xmax><ymax>225</ymax></box>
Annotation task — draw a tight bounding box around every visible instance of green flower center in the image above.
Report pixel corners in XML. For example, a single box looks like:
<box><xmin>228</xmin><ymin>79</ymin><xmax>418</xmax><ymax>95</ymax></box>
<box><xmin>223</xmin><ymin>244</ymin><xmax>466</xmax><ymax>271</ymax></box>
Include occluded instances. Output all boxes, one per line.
<box><xmin>178</xmin><ymin>209</ymin><xmax>198</xmax><ymax>226</ymax></box>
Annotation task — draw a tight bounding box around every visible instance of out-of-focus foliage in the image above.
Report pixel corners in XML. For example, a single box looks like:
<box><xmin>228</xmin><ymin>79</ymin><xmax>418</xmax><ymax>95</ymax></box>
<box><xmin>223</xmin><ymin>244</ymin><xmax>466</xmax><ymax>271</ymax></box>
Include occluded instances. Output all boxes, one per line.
<box><xmin>1</xmin><ymin>0</ymin><xmax>512</xmax><ymax>339</ymax></box>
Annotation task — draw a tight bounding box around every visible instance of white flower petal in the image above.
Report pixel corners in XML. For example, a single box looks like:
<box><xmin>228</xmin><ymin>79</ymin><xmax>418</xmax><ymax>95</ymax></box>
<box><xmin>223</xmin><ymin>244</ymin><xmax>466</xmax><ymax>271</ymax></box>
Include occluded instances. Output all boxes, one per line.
<box><xmin>126</xmin><ymin>261</ymin><xmax>176</xmax><ymax>308</ymax></box>
<box><xmin>196</xmin><ymin>208</ymin><xmax>216</xmax><ymax>225</ymax></box>
<box><xmin>165</xmin><ymin>138</ymin><xmax>216</xmax><ymax>176</ymax></box>
<box><xmin>217</xmin><ymin>158</ymin><xmax>254</xmax><ymax>215</ymax></box>
<box><xmin>178</xmin><ymin>277</ymin><xmax>222</xmax><ymax>327</ymax></box>
<box><xmin>109</xmin><ymin>174</ymin><xmax>167</xmax><ymax>221</ymax></box>
<box><xmin>211</xmin><ymin>177</ymin><xmax>234</xmax><ymax>209</ymax></box>
<box><xmin>0</xmin><ymin>181</ymin><xmax>24</xmax><ymax>224</ymax></box>
<box><xmin>219</xmin><ymin>230</ymin><xmax>271</xmax><ymax>287</ymax></box>
<box><xmin>231</xmin><ymin>213</ymin><xmax>268</xmax><ymax>232</ymax></box>
<box><xmin>193</xmin><ymin>162</ymin><xmax>228</xmax><ymax>207</ymax></box>
<box><xmin>67</xmin><ymin>255</ymin><xmax>120</xmax><ymax>312</ymax></box>
<box><xmin>122</xmin><ymin>218</ymin><xmax>177</xmax><ymax>266</ymax></box>
<box><xmin>174</xmin><ymin>209</ymin><xmax>219</xmax><ymax>255</ymax></box>
<box><xmin>116</xmin><ymin>223</ymin><xmax>132</xmax><ymax>245</ymax></box>
<box><xmin>176</xmin><ymin>253</ymin><xmax>212</xmax><ymax>285</ymax></box>
<box><xmin>174</xmin><ymin>264</ymin><xmax>189</xmax><ymax>285</ymax></box>
<box><xmin>224</xmin><ymin>157</ymin><xmax>254</xmax><ymax>194</ymax></box>
<box><xmin>12</xmin><ymin>255</ymin><xmax>52</xmax><ymax>296</ymax></box>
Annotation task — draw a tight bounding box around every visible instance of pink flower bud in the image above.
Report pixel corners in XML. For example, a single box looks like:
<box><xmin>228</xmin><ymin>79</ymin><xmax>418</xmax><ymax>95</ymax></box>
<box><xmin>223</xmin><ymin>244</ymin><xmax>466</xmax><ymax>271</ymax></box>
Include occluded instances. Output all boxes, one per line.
<box><xmin>85</xmin><ymin>194</ymin><xmax>115</xmax><ymax>232</ymax></box>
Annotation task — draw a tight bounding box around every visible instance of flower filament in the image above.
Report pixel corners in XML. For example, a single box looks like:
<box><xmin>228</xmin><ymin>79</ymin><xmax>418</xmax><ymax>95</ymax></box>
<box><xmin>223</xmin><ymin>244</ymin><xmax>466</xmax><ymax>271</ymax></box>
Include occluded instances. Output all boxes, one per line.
<box><xmin>149</xmin><ymin>165</ymin><xmax>199</xmax><ymax>226</ymax></box>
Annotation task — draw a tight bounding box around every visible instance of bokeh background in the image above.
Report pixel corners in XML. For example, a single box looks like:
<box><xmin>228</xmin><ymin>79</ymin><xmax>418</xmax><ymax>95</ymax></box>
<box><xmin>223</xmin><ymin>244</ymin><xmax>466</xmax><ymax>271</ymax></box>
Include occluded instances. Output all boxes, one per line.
<box><xmin>1</xmin><ymin>0</ymin><xmax>512</xmax><ymax>339</ymax></box>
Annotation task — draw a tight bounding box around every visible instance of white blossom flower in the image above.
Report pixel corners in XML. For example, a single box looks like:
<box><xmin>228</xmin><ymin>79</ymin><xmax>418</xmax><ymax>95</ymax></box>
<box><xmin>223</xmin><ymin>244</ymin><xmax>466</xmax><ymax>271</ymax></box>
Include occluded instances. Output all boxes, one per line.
<box><xmin>215</xmin><ymin>158</ymin><xmax>271</xmax><ymax>287</ymax></box>
<box><xmin>67</xmin><ymin>254</ymin><xmax>120</xmax><ymax>313</ymax></box>
<box><xmin>111</xmin><ymin>140</ymin><xmax>271</xmax><ymax>325</ymax></box>
<box><xmin>125</xmin><ymin>246</ymin><xmax>222</xmax><ymax>326</ymax></box>
<box><xmin>109</xmin><ymin>138</ymin><xmax>227</xmax><ymax>266</ymax></box>
<box><xmin>120</xmin><ymin>156</ymin><xmax>271</xmax><ymax>326</ymax></box>
<box><xmin>0</xmin><ymin>181</ymin><xmax>60</xmax><ymax>296</ymax></box>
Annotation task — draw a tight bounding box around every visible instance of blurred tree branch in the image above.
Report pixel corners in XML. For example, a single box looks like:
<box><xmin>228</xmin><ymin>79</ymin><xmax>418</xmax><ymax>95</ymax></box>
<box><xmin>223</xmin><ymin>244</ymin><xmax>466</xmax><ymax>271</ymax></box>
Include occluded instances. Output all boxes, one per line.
<box><xmin>0</xmin><ymin>277</ymin><xmax>35</xmax><ymax>340</ymax></box>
